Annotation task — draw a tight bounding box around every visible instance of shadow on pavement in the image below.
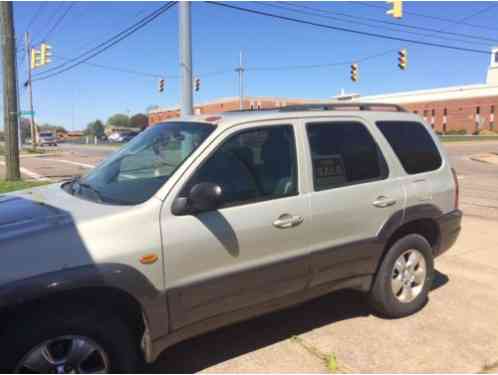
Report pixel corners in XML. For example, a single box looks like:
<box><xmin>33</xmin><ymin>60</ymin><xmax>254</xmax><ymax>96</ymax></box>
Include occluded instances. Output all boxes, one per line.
<box><xmin>145</xmin><ymin>268</ymin><xmax>451</xmax><ymax>373</ymax></box>
<box><xmin>432</xmin><ymin>269</ymin><xmax>449</xmax><ymax>291</ymax></box>
<box><xmin>144</xmin><ymin>289</ymin><xmax>369</xmax><ymax>373</ymax></box>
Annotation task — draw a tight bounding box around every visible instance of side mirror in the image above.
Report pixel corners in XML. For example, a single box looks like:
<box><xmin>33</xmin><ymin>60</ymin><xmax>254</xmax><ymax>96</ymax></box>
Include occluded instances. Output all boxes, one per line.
<box><xmin>171</xmin><ymin>182</ymin><xmax>223</xmax><ymax>215</ymax></box>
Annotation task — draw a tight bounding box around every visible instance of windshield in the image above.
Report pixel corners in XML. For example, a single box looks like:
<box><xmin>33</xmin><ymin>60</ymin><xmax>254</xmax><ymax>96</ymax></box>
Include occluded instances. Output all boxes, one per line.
<box><xmin>64</xmin><ymin>122</ymin><xmax>214</xmax><ymax>205</ymax></box>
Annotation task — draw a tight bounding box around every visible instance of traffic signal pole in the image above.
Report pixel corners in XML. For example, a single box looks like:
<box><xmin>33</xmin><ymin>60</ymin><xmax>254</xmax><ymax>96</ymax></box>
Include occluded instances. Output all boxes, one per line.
<box><xmin>1</xmin><ymin>1</ymin><xmax>21</xmax><ymax>180</ymax></box>
<box><xmin>24</xmin><ymin>31</ymin><xmax>37</xmax><ymax>150</ymax></box>
<box><xmin>179</xmin><ymin>1</ymin><xmax>193</xmax><ymax>116</ymax></box>
<box><xmin>236</xmin><ymin>51</ymin><xmax>245</xmax><ymax>110</ymax></box>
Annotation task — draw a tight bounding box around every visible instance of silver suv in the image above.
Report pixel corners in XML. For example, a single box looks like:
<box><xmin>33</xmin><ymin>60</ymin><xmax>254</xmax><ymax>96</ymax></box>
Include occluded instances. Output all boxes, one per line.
<box><xmin>0</xmin><ymin>103</ymin><xmax>462</xmax><ymax>373</ymax></box>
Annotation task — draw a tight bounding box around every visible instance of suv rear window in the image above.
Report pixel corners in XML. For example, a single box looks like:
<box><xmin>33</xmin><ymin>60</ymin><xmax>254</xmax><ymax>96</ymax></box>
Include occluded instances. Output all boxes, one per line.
<box><xmin>306</xmin><ymin>122</ymin><xmax>388</xmax><ymax>191</ymax></box>
<box><xmin>376</xmin><ymin>121</ymin><xmax>442</xmax><ymax>175</ymax></box>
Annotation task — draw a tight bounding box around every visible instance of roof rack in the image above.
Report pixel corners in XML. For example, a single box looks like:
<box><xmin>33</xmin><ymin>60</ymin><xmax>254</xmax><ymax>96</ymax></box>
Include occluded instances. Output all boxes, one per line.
<box><xmin>278</xmin><ymin>102</ymin><xmax>407</xmax><ymax>113</ymax></box>
<box><xmin>226</xmin><ymin>102</ymin><xmax>406</xmax><ymax>114</ymax></box>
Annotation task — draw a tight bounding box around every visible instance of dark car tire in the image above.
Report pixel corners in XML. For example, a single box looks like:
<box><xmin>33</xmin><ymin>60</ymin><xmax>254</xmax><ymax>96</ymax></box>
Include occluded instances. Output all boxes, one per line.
<box><xmin>369</xmin><ymin>234</ymin><xmax>434</xmax><ymax>318</ymax></box>
<box><xmin>0</xmin><ymin>305</ymin><xmax>139</xmax><ymax>373</ymax></box>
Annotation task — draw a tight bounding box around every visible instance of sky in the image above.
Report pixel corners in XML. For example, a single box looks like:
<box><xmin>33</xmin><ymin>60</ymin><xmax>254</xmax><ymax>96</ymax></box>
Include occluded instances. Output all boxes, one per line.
<box><xmin>1</xmin><ymin>0</ymin><xmax>498</xmax><ymax>131</ymax></box>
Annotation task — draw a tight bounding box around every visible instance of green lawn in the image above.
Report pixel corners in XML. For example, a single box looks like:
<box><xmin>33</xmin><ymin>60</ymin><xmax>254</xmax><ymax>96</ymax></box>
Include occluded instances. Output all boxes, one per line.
<box><xmin>0</xmin><ymin>180</ymin><xmax>50</xmax><ymax>194</ymax></box>
<box><xmin>440</xmin><ymin>135</ymin><xmax>498</xmax><ymax>142</ymax></box>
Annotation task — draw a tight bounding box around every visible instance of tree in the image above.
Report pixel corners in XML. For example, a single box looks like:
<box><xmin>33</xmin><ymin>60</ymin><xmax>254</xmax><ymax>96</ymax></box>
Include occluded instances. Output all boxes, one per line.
<box><xmin>129</xmin><ymin>113</ymin><xmax>149</xmax><ymax>130</ymax></box>
<box><xmin>86</xmin><ymin>120</ymin><xmax>105</xmax><ymax>138</ymax></box>
<box><xmin>106</xmin><ymin>113</ymin><xmax>130</xmax><ymax>128</ymax></box>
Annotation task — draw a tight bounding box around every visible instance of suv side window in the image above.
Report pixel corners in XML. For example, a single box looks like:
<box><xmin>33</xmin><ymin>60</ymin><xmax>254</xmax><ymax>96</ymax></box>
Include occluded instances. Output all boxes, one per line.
<box><xmin>306</xmin><ymin>122</ymin><xmax>388</xmax><ymax>191</ymax></box>
<box><xmin>182</xmin><ymin>125</ymin><xmax>298</xmax><ymax>207</ymax></box>
<box><xmin>376</xmin><ymin>121</ymin><xmax>442</xmax><ymax>174</ymax></box>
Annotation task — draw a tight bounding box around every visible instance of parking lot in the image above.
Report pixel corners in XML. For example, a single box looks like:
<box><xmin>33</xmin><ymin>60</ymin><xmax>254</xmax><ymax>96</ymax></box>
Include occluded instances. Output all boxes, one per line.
<box><xmin>1</xmin><ymin>140</ymin><xmax>498</xmax><ymax>373</ymax></box>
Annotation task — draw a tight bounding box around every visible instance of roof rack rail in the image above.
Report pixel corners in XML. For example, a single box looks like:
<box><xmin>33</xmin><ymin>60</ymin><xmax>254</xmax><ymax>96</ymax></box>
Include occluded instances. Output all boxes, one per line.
<box><xmin>278</xmin><ymin>102</ymin><xmax>407</xmax><ymax>112</ymax></box>
<box><xmin>225</xmin><ymin>102</ymin><xmax>406</xmax><ymax>114</ymax></box>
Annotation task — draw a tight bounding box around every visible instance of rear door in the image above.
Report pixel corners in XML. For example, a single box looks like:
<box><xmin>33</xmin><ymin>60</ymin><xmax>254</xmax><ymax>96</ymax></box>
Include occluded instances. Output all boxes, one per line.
<box><xmin>161</xmin><ymin>121</ymin><xmax>313</xmax><ymax>330</ymax></box>
<box><xmin>375</xmin><ymin>120</ymin><xmax>454</xmax><ymax>215</ymax></box>
<box><xmin>301</xmin><ymin>117</ymin><xmax>405</xmax><ymax>287</ymax></box>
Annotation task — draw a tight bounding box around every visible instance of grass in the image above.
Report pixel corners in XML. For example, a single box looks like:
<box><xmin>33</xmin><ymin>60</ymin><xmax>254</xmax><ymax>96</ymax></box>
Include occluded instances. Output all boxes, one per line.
<box><xmin>439</xmin><ymin>135</ymin><xmax>498</xmax><ymax>142</ymax></box>
<box><xmin>291</xmin><ymin>336</ymin><xmax>343</xmax><ymax>373</ymax></box>
<box><xmin>0</xmin><ymin>179</ymin><xmax>50</xmax><ymax>194</ymax></box>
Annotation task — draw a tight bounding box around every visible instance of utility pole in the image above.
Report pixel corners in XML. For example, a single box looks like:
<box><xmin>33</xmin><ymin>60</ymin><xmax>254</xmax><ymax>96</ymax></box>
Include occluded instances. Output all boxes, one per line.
<box><xmin>235</xmin><ymin>51</ymin><xmax>245</xmax><ymax>110</ymax></box>
<box><xmin>1</xmin><ymin>1</ymin><xmax>21</xmax><ymax>180</ymax></box>
<box><xmin>24</xmin><ymin>31</ymin><xmax>37</xmax><ymax>150</ymax></box>
<box><xmin>179</xmin><ymin>1</ymin><xmax>193</xmax><ymax>116</ymax></box>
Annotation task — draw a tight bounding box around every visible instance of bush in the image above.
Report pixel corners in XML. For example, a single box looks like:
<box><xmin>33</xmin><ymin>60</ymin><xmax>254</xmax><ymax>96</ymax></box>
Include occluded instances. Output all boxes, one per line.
<box><xmin>445</xmin><ymin>129</ymin><xmax>467</xmax><ymax>135</ymax></box>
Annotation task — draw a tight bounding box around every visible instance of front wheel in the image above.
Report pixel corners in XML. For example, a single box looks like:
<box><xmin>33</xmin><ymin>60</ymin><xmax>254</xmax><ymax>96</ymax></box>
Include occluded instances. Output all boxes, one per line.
<box><xmin>1</xmin><ymin>307</ymin><xmax>139</xmax><ymax>373</ymax></box>
<box><xmin>369</xmin><ymin>234</ymin><xmax>434</xmax><ymax>318</ymax></box>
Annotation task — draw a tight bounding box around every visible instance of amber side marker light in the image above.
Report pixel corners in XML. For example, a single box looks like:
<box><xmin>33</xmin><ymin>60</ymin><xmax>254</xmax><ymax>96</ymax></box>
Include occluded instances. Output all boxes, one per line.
<box><xmin>140</xmin><ymin>254</ymin><xmax>159</xmax><ymax>265</ymax></box>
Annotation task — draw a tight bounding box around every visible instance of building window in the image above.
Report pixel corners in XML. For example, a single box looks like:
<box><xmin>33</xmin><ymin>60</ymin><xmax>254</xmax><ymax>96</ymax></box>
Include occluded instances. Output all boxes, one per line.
<box><xmin>431</xmin><ymin>109</ymin><xmax>435</xmax><ymax>116</ymax></box>
<box><xmin>444</xmin><ymin>108</ymin><xmax>448</xmax><ymax>116</ymax></box>
<box><xmin>413</xmin><ymin>110</ymin><xmax>418</xmax><ymax>114</ymax></box>
<box><xmin>476</xmin><ymin>106</ymin><xmax>480</xmax><ymax>114</ymax></box>
<box><xmin>250</xmin><ymin>104</ymin><xmax>254</xmax><ymax>111</ymax></box>
<box><xmin>491</xmin><ymin>105</ymin><xmax>495</xmax><ymax>114</ymax></box>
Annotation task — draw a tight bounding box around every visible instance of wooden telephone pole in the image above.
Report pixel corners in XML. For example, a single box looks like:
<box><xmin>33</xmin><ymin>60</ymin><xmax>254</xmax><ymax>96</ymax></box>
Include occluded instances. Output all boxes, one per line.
<box><xmin>1</xmin><ymin>1</ymin><xmax>21</xmax><ymax>180</ymax></box>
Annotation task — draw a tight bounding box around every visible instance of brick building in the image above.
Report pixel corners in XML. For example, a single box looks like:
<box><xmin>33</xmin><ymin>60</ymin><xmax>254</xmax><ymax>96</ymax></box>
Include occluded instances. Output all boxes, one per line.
<box><xmin>148</xmin><ymin>96</ymin><xmax>319</xmax><ymax>125</ymax></box>
<box><xmin>358</xmin><ymin>48</ymin><xmax>498</xmax><ymax>134</ymax></box>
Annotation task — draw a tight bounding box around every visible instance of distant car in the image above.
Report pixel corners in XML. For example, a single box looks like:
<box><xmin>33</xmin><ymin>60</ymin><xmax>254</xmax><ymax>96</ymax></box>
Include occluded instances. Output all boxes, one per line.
<box><xmin>108</xmin><ymin>131</ymin><xmax>138</xmax><ymax>143</ymax></box>
<box><xmin>38</xmin><ymin>131</ymin><xmax>57</xmax><ymax>147</ymax></box>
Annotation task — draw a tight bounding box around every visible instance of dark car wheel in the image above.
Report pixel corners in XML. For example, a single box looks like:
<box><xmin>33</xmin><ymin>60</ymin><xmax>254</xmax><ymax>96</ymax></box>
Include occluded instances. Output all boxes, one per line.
<box><xmin>369</xmin><ymin>234</ymin><xmax>434</xmax><ymax>318</ymax></box>
<box><xmin>1</xmin><ymin>306</ymin><xmax>139</xmax><ymax>373</ymax></box>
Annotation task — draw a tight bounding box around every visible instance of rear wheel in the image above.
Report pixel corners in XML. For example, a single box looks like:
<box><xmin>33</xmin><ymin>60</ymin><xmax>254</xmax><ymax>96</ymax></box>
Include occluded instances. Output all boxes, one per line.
<box><xmin>369</xmin><ymin>234</ymin><xmax>434</xmax><ymax>318</ymax></box>
<box><xmin>1</xmin><ymin>306</ymin><xmax>139</xmax><ymax>373</ymax></box>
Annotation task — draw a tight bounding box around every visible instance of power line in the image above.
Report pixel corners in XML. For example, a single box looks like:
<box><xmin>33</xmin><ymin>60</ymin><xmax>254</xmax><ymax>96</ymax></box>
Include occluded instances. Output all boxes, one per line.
<box><xmin>246</xmin><ymin>49</ymin><xmax>397</xmax><ymax>72</ymax></box>
<box><xmin>353</xmin><ymin>1</ymin><xmax>498</xmax><ymax>32</ymax></box>
<box><xmin>276</xmin><ymin>1</ymin><xmax>498</xmax><ymax>45</ymax></box>
<box><xmin>22</xmin><ymin>2</ymin><xmax>47</xmax><ymax>34</ymax></box>
<box><xmin>207</xmin><ymin>2</ymin><xmax>491</xmax><ymax>56</ymax></box>
<box><xmin>38</xmin><ymin>2</ymin><xmax>75</xmax><ymax>43</ymax></box>
<box><xmin>32</xmin><ymin>2</ymin><xmax>177</xmax><ymax>82</ymax></box>
<box><xmin>261</xmin><ymin>2</ymin><xmax>493</xmax><ymax>47</ymax></box>
<box><xmin>52</xmin><ymin>54</ymin><xmax>173</xmax><ymax>79</ymax></box>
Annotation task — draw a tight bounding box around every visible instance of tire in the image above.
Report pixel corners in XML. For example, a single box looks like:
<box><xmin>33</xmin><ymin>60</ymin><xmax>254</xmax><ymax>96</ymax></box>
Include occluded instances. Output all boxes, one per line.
<box><xmin>369</xmin><ymin>234</ymin><xmax>434</xmax><ymax>318</ymax></box>
<box><xmin>0</xmin><ymin>305</ymin><xmax>139</xmax><ymax>373</ymax></box>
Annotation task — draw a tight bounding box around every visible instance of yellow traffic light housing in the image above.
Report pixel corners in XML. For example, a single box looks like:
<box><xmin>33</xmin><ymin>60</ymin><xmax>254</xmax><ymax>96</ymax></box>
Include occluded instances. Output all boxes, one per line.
<box><xmin>398</xmin><ymin>48</ymin><xmax>407</xmax><ymax>70</ymax></box>
<box><xmin>194</xmin><ymin>77</ymin><xmax>200</xmax><ymax>92</ymax></box>
<box><xmin>30</xmin><ymin>48</ymin><xmax>41</xmax><ymax>70</ymax></box>
<box><xmin>40</xmin><ymin>43</ymin><xmax>52</xmax><ymax>65</ymax></box>
<box><xmin>351</xmin><ymin>64</ymin><xmax>359</xmax><ymax>82</ymax></box>
<box><xmin>158</xmin><ymin>78</ymin><xmax>165</xmax><ymax>92</ymax></box>
<box><xmin>387</xmin><ymin>0</ymin><xmax>403</xmax><ymax>19</ymax></box>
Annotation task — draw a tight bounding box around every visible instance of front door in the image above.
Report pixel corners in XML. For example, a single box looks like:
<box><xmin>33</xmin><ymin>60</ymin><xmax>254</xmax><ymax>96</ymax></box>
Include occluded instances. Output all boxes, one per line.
<box><xmin>161</xmin><ymin>122</ymin><xmax>312</xmax><ymax>330</ymax></box>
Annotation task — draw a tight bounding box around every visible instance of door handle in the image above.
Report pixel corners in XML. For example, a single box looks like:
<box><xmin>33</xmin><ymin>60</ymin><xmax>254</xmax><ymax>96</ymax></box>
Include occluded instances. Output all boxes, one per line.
<box><xmin>372</xmin><ymin>196</ymin><xmax>397</xmax><ymax>208</ymax></box>
<box><xmin>273</xmin><ymin>214</ymin><xmax>304</xmax><ymax>229</ymax></box>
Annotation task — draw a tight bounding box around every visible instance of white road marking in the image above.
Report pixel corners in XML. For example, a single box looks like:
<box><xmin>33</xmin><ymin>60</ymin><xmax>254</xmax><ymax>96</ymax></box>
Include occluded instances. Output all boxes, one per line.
<box><xmin>0</xmin><ymin>161</ymin><xmax>52</xmax><ymax>181</ymax></box>
<box><xmin>40</xmin><ymin>158</ymin><xmax>95</xmax><ymax>169</ymax></box>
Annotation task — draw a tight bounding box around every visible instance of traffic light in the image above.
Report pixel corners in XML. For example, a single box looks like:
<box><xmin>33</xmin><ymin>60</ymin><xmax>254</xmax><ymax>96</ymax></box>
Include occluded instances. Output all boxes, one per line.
<box><xmin>386</xmin><ymin>0</ymin><xmax>403</xmax><ymax>19</ymax></box>
<box><xmin>398</xmin><ymin>48</ymin><xmax>407</xmax><ymax>70</ymax></box>
<box><xmin>30</xmin><ymin>48</ymin><xmax>41</xmax><ymax>69</ymax></box>
<box><xmin>194</xmin><ymin>77</ymin><xmax>200</xmax><ymax>92</ymax></box>
<box><xmin>350</xmin><ymin>64</ymin><xmax>359</xmax><ymax>82</ymax></box>
<box><xmin>40</xmin><ymin>43</ymin><xmax>52</xmax><ymax>65</ymax></box>
<box><xmin>158</xmin><ymin>78</ymin><xmax>165</xmax><ymax>92</ymax></box>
